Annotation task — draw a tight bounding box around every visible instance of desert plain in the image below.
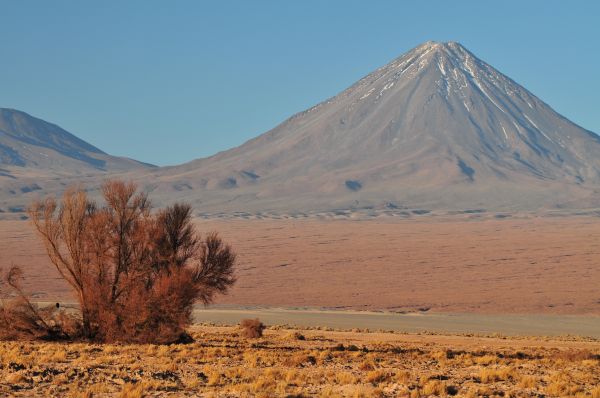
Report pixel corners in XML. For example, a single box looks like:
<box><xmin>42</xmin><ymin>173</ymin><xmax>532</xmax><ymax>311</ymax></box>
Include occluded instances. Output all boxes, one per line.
<box><xmin>2</xmin><ymin>214</ymin><xmax>600</xmax><ymax>315</ymax></box>
<box><xmin>2</xmin><ymin>214</ymin><xmax>600</xmax><ymax>397</ymax></box>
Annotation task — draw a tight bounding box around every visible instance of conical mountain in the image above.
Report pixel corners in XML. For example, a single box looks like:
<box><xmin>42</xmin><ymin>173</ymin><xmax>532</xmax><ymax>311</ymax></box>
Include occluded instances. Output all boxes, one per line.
<box><xmin>145</xmin><ymin>41</ymin><xmax>600</xmax><ymax>214</ymax></box>
<box><xmin>5</xmin><ymin>42</ymin><xmax>600</xmax><ymax>217</ymax></box>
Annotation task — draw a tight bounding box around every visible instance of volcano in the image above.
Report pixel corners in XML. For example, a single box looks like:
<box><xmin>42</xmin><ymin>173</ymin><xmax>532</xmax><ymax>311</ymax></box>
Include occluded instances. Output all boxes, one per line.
<box><xmin>3</xmin><ymin>41</ymin><xmax>600</xmax><ymax>217</ymax></box>
<box><xmin>143</xmin><ymin>41</ymin><xmax>600</xmax><ymax>215</ymax></box>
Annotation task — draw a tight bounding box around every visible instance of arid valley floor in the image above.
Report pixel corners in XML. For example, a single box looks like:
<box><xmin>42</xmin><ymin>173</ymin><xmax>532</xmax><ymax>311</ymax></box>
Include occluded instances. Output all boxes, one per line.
<box><xmin>2</xmin><ymin>215</ymin><xmax>600</xmax><ymax>314</ymax></box>
<box><xmin>2</xmin><ymin>215</ymin><xmax>600</xmax><ymax>397</ymax></box>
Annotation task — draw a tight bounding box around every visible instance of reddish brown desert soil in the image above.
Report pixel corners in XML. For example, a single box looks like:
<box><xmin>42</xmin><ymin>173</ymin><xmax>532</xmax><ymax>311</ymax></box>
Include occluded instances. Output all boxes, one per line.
<box><xmin>1</xmin><ymin>216</ymin><xmax>600</xmax><ymax>314</ymax></box>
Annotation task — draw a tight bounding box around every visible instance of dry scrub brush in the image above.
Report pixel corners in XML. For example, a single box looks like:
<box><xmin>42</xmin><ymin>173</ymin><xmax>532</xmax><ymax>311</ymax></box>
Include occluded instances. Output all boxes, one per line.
<box><xmin>0</xmin><ymin>180</ymin><xmax>236</xmax><ymax>344</ymax></box>
<box><xmin>240</xmin><ymin>318</ymin><xmax>266</xmax><ymax>338</ymax></box>
<box><xmin>0</xmin><ymin>267</ymin><xmax>80</xmax><ymax>341</ymax></box>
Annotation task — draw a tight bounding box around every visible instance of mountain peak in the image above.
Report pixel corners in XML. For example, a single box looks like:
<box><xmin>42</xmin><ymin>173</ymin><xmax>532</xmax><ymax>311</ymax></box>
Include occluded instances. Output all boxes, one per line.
<box><xmin>412</xmin><ymin>40</ymin><xmax>466</xmax><ymax>53</ymax></box>
<box><xmin>404</xmin><ymin>41</ymin><xmax>476</xmax><ymax>69</ymax></box>
<box><xmin>4</xmin><ymin>42</ymin><xmax>600</xmax><ymax>217</ymax></box>
<box><xmin>143</xmin><ymin>40</ymin><xmax>600</xmax><ymax>214</ymax></box>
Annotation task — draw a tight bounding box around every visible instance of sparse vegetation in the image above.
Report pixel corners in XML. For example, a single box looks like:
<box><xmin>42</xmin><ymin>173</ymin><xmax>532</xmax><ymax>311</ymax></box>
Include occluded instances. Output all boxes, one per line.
<box><xmin>0</xmin><ymin>325</ymin><xmax>598</xmax><ymax>397</ymax></box>
<box><xmin>240</xmin><ymin>318</ymin><xmax>265</xmax><ymax>338</ymax></box>
<box><xmin>0</xmin><ymin>180</ymin><xmax>236</xmax><ymax>344</ymax></box>
<box><xmin>0</xmin><ymin>267</ymin><xmax>81</xmax><ymax>341</ymax></box>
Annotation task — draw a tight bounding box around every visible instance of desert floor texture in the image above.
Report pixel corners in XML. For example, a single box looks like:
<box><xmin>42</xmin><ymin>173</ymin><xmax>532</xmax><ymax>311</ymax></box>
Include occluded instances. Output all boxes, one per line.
<box><xmin>2</xmin><ymin>216</ymin><xmax>600</xmax><ymax>314</ymax></box>
<box><xmin>2</xmin><ymin>216</ymin><xmax>600</xmax><ymax>397</ymax></box>
<box><xmin>1</xmin><ymin>325</ymin><xmax>599</xmax><ymax>397</ymax></box>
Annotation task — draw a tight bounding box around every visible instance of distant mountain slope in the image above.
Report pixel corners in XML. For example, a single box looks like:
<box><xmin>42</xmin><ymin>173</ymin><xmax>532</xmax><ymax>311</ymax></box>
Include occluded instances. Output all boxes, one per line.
<box><xmin>0</xmin><ymin>108</ymin><xmax>154</xmax><ymax>218</ymax></box>
<box><xmin>0</xmin><ymin>108</ymin><xmax>152</xmax><ymax>176</ymax></box>
<box><xmin>141</xmin><ymin>41</ymin><xmax>600</xmax><ymax>214</ymax></box>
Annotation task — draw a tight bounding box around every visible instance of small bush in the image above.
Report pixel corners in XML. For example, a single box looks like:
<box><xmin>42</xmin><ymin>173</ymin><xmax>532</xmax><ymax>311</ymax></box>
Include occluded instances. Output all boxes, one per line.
<box><xmin>240</xmin><ymin>318</ymin><xmax>265</xmax><ymax>338</ymax></box>
<box><xmin>479</xmin><ymin>366</ymin><xmax>515</xmax><ymax>383</ymax></box>
<box><xmin>422</xmin><ymin>380</ymin><xmax>447</xmax><ymax>396</ymax></box>
<box><xmin>518</xmin><ymin>375</ymin><xmax>537</xmax><ymax>388</ymax></box>
<box><xmin>366</xmin><ymin>370</ymin><xmax>390</xmax><ymax>384</ymax></box>
<box><xmin>0</xmin><ymin>267</ymin><xmax>80</xmax><ymax>341</ymax></box>
<box><xmin>358</xmin><ymin>359</ymin><xmax>376</xmax><ymax>371</ymax></box>
<box><xmin>283</xmin><ymin>352</ymin><xmax>316</xmax><ymax>367</ymax></box>
<box><xmin>285</xmin><ymin>331</ymin><xmax>306</xmax><ymax>341</ymax></box>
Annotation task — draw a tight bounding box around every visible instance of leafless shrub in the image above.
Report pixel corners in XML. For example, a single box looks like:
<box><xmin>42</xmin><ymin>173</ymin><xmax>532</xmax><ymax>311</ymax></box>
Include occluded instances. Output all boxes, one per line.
<box><xmin>240</xmin><ymin>318</ymin><xmax>265</xmax><ymax>338</ymax></box>
<box><xmin>286</xmin><ymin>331</ymin><xmax>306</xmax><ymax>341</ymax></box>
<box><xmin>0</xmin><ymin>266</ymin><xmax>80</xmax><ymax>341</ymax></box>
<box><xmin>0</xmin><ymin>180</ymin><xmax>236</xmax><ymax>344</ymax></box>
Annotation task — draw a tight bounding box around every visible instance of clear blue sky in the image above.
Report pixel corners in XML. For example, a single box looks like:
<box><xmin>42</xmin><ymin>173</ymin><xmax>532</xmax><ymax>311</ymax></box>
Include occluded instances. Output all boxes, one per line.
<box><xmin>1</xmin><ymin>1</ymin><xmax>598</xmax><ymax>166</ymax></box>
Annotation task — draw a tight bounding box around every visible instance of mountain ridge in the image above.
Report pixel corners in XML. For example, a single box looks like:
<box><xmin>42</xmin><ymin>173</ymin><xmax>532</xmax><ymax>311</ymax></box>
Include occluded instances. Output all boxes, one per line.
<box><xmin>0</xmin><ymin>108</ymin><xmax>154</xmax><ymax>217</ymax></box>
<box><xmin>0</xmin><ymin>108</ymin><xmax>154</xmax><ymax>176</ymax></box>
<box><xmin>2</xmin><ymin>41</ymin><xmax>600</xmax><ymax>218</ymax></box>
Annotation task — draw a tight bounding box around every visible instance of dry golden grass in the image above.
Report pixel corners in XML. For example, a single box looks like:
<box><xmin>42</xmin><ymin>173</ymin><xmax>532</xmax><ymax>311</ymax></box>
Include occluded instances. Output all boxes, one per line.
<box><xmin>478</xmin><ymin>366</ymin><xmax>516</xmax><ymax>383</ymax></box>
<box><xmin>0</xmin><ymin>325</ymin><xmax>599</xmax><ymax>397</ymax></box>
